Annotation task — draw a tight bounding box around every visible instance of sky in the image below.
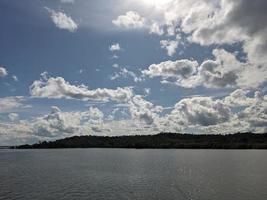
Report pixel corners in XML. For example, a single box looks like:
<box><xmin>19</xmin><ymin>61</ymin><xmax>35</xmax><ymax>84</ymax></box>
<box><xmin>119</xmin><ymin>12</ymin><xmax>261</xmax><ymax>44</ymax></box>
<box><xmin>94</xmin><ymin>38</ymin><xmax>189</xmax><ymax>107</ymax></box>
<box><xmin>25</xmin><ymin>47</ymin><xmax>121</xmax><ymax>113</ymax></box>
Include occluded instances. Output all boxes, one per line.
<box><xmin>0</xmin><ymin>0</ymin><xmax>267</xmax><ymax>145</ymax></box>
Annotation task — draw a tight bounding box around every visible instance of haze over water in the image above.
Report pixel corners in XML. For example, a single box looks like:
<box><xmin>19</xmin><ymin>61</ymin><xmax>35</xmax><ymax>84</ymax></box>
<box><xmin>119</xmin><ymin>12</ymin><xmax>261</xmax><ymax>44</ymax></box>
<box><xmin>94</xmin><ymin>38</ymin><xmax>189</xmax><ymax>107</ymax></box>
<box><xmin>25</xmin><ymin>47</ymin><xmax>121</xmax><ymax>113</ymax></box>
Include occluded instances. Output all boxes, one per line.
<box><xmin>1</xmin><ymin>149</ymin><xmax>267</xmax><ymax>200</ymax></box>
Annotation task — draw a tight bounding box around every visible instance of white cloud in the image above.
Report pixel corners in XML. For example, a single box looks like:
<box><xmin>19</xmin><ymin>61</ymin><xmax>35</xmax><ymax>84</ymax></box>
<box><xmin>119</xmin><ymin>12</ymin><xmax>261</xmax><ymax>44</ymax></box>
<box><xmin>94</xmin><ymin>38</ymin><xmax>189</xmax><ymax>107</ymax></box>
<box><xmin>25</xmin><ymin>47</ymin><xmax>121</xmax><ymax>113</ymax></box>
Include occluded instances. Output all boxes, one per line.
<box><xmin>237</xmin><ymin>94</ymin><xmax>267</xmax><ymax>133</ymax></box>
<box><xmin>24</xmin><ymin>106</ymin><xmax>104</xmax><ymax>138</ymax></box>
<box><xmin>142</xmin><ymin>58</ymin><xmax>198</xmax><ymax>87</ymax></box>
<box><xmin>223</xmin><ymin>89</ymin><xmax>256</xmax><ymax>107</ymax></box>
<box><xmin>30</xmin><ymin>75</ymin><xmax>133</xmax><ymax>103</ymax></box>
<box><xmin>111</xmin><ymin>54</ymin><xmax>119</xmax><ymax>59</ymax></box>
<box><xmin>110</xmin><ymin>67</ymin><xmax>143</xmax><ymax>83</ymax></box>
<box><xmin>12</xmin><ymin>75</ymin><xmax>18</xmax><ymax>81</ymax></box>
<box><xmin>128</xmin><ymin>95</ymin><xmax>163</xmax><ymax>125</ymax></box>
<box><xmin>149</xmin><ymin>21</ymin><xmax>164</xmax><ymax>35</ymax></box>
<box><xmin>143</xmin><ymin>88</ymin><xmax>151</xmax><ymax>96</ymax></box>
<box><xmin>112</xmin><ymin>11</ymin><xmax>145</xmax><ymax>29</ymax></box>
<box><xmin>86</xmin><ymin>107</ymin><xmax>104</xmax><ymax>123</ymax></box>
<box><xmin>113</xmin><ymin>1</ymin><xmax>266</xmax><ymax>88</ymax></box>
<box><xmin>156</xmin><ymin>0</ymin><xmax>267</xmax><ymax>77</ymax></box>
<box><xmin>40</xmin><ymin>71</ymin><xmax>49</xmax><ymax>81</ymax></box>
<box><xmin>46</xmin><ymin>8</ymin><xmax>78</xmax><ymax>32</ymax></box>
<box><xmin>60</xmin><ymin>0</ymin><xmax>74</xmax><ymax>3</ymax></box>
<box><xmin>109</xmin><ymin>43</ymin><xmax>121</xmax><ymax>52</ymax></box>
<box><xmin>112</xmin><ymin>63</ymin><xmax>119</xmax><ymax>68</ymax></box>
<box><xmin>78</xmin><ymin>69</ymin><xmax>83</xmax><ymax>74</ymax></box>
<box><xmin>0</xmin><ymin>67</ymin><xmax>8</xmax><ymax>77</ymax></box>
<box><xmin>8</xmin><ymin>113</ymin><xmax>19</xmax><ymax>121</ymax></box>
<box><xmin>163</xmin><ymin>89</ymin><xmax>267</xmax><ymax>133</ymax></box>
<box><xmin>167</xmin><ymin>97</ymin><xmax>232</xmax><ymax>127</ymax></box>
<box><xmin>1</xmin><ymin>90</ymin><xmax>266</xmax><ymax>145</ymax></box>
<box><xmin>0</xmin><ymin>96</ymin><xmax>25</xmax><ymax>113</ymax></box>
<box><xmin>143</xmin><ymin>48</ymin><xmax>267</xmax><ymax>88</ymax></box>
<box><xmin>160</xmin><ymin>39</ymin><xmax>179</xmax><ymax>56</ymax></box>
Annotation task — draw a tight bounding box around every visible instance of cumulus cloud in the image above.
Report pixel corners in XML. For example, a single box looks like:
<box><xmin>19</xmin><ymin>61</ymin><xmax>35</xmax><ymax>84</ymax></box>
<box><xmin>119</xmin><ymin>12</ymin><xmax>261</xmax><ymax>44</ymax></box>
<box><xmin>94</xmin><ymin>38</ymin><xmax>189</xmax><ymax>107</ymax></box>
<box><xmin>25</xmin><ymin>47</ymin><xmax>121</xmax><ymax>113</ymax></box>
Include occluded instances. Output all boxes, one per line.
<box><xmin>167</xmin><ymin>97</ymin><xmax>232</xmax><ymax>127</ymax></box>
<box><xmin>156</xmin><ymin>0</ymin><xmax>267</xmax><ymax>77</ymax></box>
<box><xmin>0</xmin><ymin>96</ymin><xmax>25</xmax><ymax>113</ymax></box>
<box><xmin>46</xmin><ymin>8</ymin><xmax>78</xmax><ymax>32</ymax></box>
<box><xmin>30</xmin><ymin>106</ymin><xmax>105</xmax><ymax>138</ymax></box>
<box><xmin>12</xmin><ymin>75</ymin><xmax>18</xmax><ymax>81</ymax></box>
<box><xmin>8</xmin><ymin>113</ymin><xmax>19</xmax><ymax>121</ymax></box>
<box><xmin>110</xmin><ymin>67</ymin><xmax>143</xmax><ymax>83</ymax></box>
<box><xmin>162</xmin><ymin>89</ymin><xmax>267</xmax><ymax>133</ymax></box>
<box><xmin>112</xmin><ymin>63</ymin><xmax>119</xmax><ymax>68</ymax></box>
<box><xmin>60</xmin><ymin>0</ymin><xmax>74</xmax><ymax>3</ymax></box>
<box><xmin>238</xmin><ymin>97</ymin><xmax>267</xmax><ymax>133</ymax></box>
<box><xmin>109</xmin><ymin>43</ymin><xmax>121</xmax><ymax>52</ymax></box>
<box><xmin>128</xmin><ymin>95</ymin><xmax>163</xmax><ymax>125</ymax></box>
<box><xmin>1</xmin><ymin>90</ymin><xmax>266</xmax><ymax>145</ymax></box>
<box><xmin>149</xmin><ymin>21</ymin><xmax>164</xmax><ymax>35</ymax></box>
<box><xmin>143</xmin><ymin>88</ymin><xmax>151</xmax><ymax>96</ymax></box>
<box><xmin>30</xmin><ymin>75</ymin><xmax>133</xmax><ymax>103</ymax></box>
<box><xmin>112</xmin><ymin>11</ymin><xmax>145</xmax><ymax>29</ymax></box>
<box><xmin>32</xmin><ymin>106</ymin><xmax>81</xmax><ymax>137</ymax></box>
<box><xmin>114</xmin><ymin>0</ymin><xmax>266</xmax><ymax>89</ymax></box>
<box><xmin>223</xmin><ymin>89</ymin><xmax>257</xmax><ymax>107</ymax></box>
<box><xmin>142</xmin><ymin>58</ymin><xmax>199</xmax><ymax>87</ymax></box>
<box><xmin>160</xmin><ymin>39</ymin><xmax>179</xmax><ymax>56</ymax></box>
<box><xmin>86</xmin><ymin>107</ymin><xmax>104</xmax><ymax>123</ymax></box>
<box><xmin>143</xmin><ymin>48</ymin><xmax>267</xmax><ymax>88</ymax></box>
<box><xmin>0</xmin><ymin>104</ymin><xmax>156</xmax><ymax>144</ymax></box>
<box><xmin>0</xmin><ymin>67</ymin><xmax>8</xmax><ymax>77</ymax></box>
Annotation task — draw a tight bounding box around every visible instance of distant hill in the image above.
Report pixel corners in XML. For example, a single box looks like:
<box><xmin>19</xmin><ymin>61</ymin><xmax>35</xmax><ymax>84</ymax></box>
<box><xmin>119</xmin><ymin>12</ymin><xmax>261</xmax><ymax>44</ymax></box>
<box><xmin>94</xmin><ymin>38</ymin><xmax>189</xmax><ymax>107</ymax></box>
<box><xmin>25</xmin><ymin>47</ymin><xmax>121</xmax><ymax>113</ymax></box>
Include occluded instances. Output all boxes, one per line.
<box><xmin>14</xmin><ymin>132</ymin><xmax>267</xmax><ymax>149</ymax></box>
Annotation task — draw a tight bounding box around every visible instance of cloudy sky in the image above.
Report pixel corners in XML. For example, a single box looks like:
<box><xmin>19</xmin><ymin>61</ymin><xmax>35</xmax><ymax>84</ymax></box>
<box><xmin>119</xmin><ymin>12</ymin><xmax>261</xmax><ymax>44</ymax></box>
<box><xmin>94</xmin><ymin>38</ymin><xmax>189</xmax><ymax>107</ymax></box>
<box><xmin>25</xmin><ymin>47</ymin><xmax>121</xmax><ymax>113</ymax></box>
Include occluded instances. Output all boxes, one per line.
<box><xmin>0</xmin><ymin>0</ymin><xmax>267</xmax><ymax>145</ymax></box>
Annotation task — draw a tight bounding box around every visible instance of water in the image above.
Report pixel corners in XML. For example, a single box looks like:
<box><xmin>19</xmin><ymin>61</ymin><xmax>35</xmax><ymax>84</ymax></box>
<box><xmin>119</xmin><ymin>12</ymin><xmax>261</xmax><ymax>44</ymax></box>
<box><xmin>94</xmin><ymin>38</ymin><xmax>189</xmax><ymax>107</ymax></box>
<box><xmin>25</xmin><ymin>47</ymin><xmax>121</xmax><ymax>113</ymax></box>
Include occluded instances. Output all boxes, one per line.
<box><xmin>1</xmin><ymin>149</ymin><xmax>267</xmax><ymax>200</ymax></box>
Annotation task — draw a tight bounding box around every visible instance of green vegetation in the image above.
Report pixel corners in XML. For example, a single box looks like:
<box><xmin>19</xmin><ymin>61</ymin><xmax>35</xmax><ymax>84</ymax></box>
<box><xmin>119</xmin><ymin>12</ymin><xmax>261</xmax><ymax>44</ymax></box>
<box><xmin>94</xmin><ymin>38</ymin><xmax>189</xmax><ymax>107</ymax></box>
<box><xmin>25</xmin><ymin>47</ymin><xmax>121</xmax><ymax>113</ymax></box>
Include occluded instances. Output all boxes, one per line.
<box><xmin>14</xmin><ymin>132</ymin><xmax>267</xmax><ymax>149</ymax></box>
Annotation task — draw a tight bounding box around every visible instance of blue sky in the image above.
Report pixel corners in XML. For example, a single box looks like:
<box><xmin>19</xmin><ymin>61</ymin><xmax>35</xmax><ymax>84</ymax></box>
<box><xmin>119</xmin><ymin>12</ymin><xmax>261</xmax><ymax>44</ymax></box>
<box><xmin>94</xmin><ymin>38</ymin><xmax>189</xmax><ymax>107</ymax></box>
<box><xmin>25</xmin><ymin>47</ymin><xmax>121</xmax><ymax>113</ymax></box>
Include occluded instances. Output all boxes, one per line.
<box><xmin>0</xmin><ymin>0</ymin><xmax>267</xmax><ymax>145</ymax></box>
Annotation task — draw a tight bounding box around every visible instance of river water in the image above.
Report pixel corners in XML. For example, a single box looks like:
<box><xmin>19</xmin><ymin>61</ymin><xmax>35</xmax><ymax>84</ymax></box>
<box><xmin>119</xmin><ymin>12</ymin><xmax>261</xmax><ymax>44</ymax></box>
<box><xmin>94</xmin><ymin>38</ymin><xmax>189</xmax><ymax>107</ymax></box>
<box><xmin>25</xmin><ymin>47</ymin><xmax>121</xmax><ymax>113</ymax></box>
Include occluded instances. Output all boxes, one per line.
<box><xmin>1</xmin><ymin>149</ymin><xmax>267</xmax><ymax>200</ymax></box>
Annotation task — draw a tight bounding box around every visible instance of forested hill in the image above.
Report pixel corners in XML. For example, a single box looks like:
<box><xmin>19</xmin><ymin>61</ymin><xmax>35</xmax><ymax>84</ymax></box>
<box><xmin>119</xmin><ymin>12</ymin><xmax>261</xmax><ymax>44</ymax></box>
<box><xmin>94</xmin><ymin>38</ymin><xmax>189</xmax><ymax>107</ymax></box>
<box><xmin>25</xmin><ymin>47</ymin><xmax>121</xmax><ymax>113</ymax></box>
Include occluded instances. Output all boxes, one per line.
<box><xmin>14</xmin><ymin>132</ymin><xmax>267</xmax><ymax>149</ymax></box>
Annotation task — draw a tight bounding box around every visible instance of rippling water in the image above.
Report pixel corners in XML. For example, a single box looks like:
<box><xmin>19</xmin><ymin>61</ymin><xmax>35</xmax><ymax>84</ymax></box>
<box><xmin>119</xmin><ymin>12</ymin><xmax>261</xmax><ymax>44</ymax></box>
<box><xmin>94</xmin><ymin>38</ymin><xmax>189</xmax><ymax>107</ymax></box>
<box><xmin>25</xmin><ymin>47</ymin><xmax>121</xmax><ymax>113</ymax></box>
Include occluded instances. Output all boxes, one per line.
<box><xmin>1</xmin><ymin>149</ymin><xmax>267</xmax><ymax>200</ymax></box>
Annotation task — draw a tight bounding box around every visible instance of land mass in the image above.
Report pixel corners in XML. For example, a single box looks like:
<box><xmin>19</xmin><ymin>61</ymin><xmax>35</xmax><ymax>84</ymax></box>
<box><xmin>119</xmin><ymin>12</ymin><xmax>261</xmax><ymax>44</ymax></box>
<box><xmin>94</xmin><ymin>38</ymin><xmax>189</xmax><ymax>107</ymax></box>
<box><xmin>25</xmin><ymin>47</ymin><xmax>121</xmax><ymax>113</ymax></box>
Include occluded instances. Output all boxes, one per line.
<box><xmin>14</xmin><ymin>132</ymin><xmax>267</xmax><ymax>149</ymax></box>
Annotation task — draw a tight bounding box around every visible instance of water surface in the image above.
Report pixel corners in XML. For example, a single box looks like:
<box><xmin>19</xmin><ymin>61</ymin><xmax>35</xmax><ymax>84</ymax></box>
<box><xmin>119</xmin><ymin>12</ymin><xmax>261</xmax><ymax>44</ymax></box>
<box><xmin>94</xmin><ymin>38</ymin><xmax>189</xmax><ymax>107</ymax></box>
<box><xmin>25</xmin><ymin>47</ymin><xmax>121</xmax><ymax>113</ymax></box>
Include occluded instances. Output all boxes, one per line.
<box><xmin>1</xmin><ymin>149</ymin><xmax>267</xmax><ymax>200</ymax></box>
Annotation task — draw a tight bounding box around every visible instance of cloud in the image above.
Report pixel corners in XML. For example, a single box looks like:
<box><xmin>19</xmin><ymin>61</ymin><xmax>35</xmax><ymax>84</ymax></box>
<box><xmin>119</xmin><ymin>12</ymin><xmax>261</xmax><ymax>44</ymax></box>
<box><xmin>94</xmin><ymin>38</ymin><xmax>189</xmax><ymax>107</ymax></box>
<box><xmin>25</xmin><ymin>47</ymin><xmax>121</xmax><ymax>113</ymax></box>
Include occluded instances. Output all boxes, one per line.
<box><xmin>8</xmin><ymin>113</ymin><xmax>19</xmax><ymax>121</ymax></box>
<box><xmin>30</xmin><ymin>75</ymin><xmax>133</xmax><ymax>103</ymax></box>
<box><xmin>29</xmin><ymin>106</ymin><xmax>105</xmax><ymax>138</ymax></box>
<box><xmin>158</xmin><ymin>0</ymin><xmax>267</xmax><ymax>75</ymax></box>
<box><xmin>238</xmin><ymin>97</ymin><xmax>267</xmax><ymax>133</ymax></box>
<box><xmin>162</xmin><ymin>89</ymin><xmax>267</xmax><ymax>133</ymax></box>
<box><xmin>86</xmin><ymin>107</ymin><xmax>104</xmax><ymax>123</ymax></box>
<box><xmin>128</xmin><ymin>95</ymin><xmax>163</xmax><ymax>125</ymax></box>
<box><xmin>0</xmin><ymin>96</ymin><xmax>25</xmax><ymax>113</ymax></box>
<box><xmin>46</xmin><ymin>8</ymin><xmax>78</xmax><ymax>32</ymax></box>
<box><xmin>32</xmin><ymin>106</ymin><xmax>81</xmax><ymax>137</ymax></box>
<box><xmin>0</xmin><ymin>67</ymin><xmax>8</xmax><ymax>77</ymax></box>
<box><xmin>112</xmin><ymin>11</ymin><xmax>145</xmax><ymax>29</ymax></box>
<box><xmin>142</xmin><ymin>58</ymin><xmax>198</xmax><ymax>87</ymax></box>
<box><xmin>114</xmin><ymin>0</ymin><xmax>266</xmax><ymax>88</ymax></box>
<box><xmin>1</xmin><ymin>90</ymin><xmax>266</xmax><ymax>145</ymax></box>
<box><xmin>160</xmin><ymin>39</ymin><xmax>179</xmax><ymax>56</ymax></box>
<box><xmin>143</xmin><ymin>48</ymin><xmax>267</xmax><ymax>88</ymax></box>
<box><xmin>167</xmin><ymin>97</ymin><xmax>232</xmax><ymax>127</ymax></box>
<box><xmin>110</xmin><ymin>67</ymin><xmax>143</xmax><ymax>83</ymax></box>
<box><xmin>112</xmin><ymin>63</ymin><xmax>119</xmax><ymax>68</ymax></box>
<box><xmin>109</xmin><ymin>43</ymin><xmax>121</xmax><ymax>52</ymax></box>
<box><xmin>12</xmin><ymin>75</ymin><xmax>18</xmax><ymax>82</ymax></box>
<box><xmin>60</xmin><ymin>0</ymin><xmax>74</xmax><ymax>3</ymax></box>
<box><xmin>223</xmin><ymin>89</ymin><xmax>257</xmax><ymax>107</ymax></box>
<box><xmin>149</xmin><ymin>21</ymin><xmax>164</xmax><ymax>35</ymax></box>
<box><xmin>0</xmin><ymin>106</ymin><xmax>125</xmax><ymax>144</ymax></box>
<box><xmin>143</xmin><ymin>88</ymin><xmax>151</xmax><ymax>96</ymax></box>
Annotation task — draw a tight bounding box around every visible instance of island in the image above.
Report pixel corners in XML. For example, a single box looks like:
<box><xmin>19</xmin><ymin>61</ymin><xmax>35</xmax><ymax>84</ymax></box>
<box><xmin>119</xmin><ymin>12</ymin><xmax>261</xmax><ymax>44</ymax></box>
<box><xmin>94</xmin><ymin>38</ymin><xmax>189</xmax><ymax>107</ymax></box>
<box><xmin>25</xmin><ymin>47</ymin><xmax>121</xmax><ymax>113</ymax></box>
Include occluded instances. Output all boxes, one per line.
<box><xmin>13</xmin><ymin>132</ymin><xmax>267</xmax><ymax>149</ymax></box>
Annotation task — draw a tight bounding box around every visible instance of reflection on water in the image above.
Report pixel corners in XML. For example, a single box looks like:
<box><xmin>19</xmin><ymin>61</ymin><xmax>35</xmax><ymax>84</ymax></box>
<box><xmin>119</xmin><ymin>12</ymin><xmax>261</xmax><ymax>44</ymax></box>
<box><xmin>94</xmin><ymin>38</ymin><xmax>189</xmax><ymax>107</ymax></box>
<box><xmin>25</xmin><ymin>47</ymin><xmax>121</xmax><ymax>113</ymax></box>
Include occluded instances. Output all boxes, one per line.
<box><xmin>1</xmin><ymin>149</ymin><xmax>267</xmax><ymax>200</ymax></box>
